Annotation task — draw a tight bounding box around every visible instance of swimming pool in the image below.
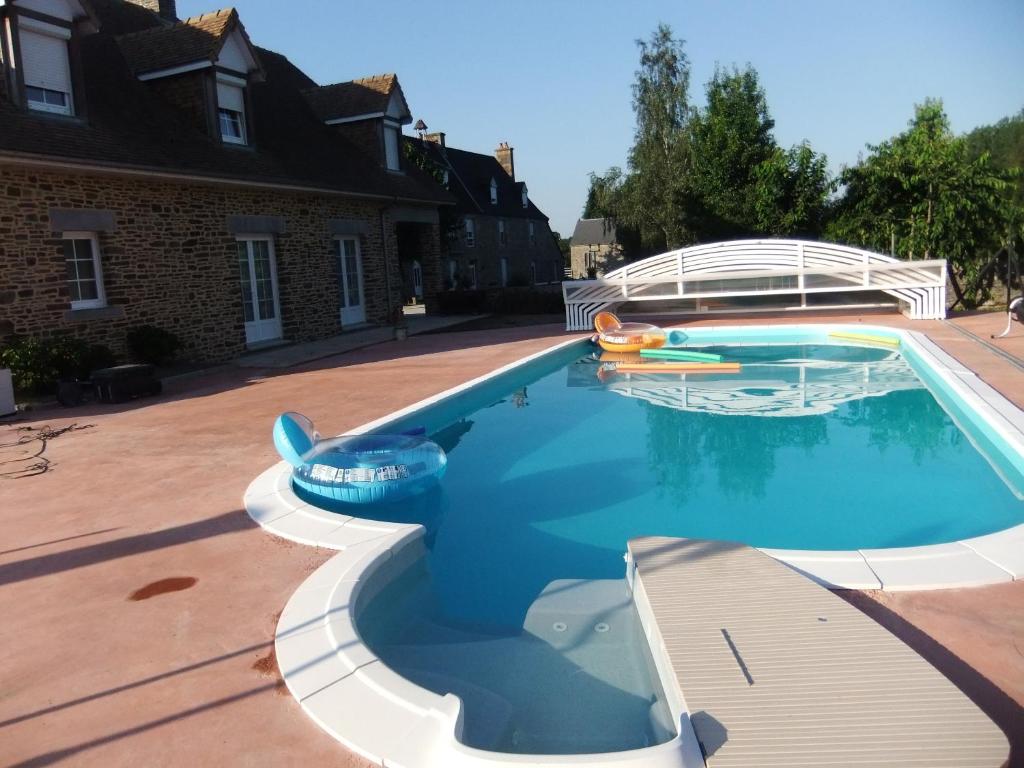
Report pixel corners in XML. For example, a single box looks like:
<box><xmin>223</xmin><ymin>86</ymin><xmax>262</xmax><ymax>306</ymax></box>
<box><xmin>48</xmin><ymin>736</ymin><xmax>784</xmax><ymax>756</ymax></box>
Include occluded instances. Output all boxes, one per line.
<box><xmin>248</xmin><ymin>324</ymin><xmax>1024</xmax><ymax>766</ymax></box>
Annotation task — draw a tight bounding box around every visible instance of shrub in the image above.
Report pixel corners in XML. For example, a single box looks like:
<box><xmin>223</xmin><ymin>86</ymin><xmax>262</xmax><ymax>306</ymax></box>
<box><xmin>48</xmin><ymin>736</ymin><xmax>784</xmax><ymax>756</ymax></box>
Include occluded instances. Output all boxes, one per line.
<box><xmin>489</xmin><ymin>288</ymin><xmax>565</xmax><ymax>314</ymax></box>
<box><xmin>126</xmin><ymin>325</ymin><xmax>183</xmax><ymax>366</ymax></box>
<box><xmin>436</xmin><ymin>290</ymin><xmax>488</xmax><ymax>315</ymax></box>
<box><xmin>435</xmin><ymin>288</ymin><xmax>565</xmax><ymax>315</ymax></box>
<box><xmin>0</xmin><ymin>335</ymin><xmax>116</xmax><ymax>395</ymax></box>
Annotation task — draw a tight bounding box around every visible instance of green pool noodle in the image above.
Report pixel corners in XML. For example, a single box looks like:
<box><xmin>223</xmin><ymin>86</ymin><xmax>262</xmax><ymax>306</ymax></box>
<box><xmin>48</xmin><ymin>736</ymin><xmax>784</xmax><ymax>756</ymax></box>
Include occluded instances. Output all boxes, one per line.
<box><xmin>640</xmin><ymin>348</ymin><xmax>724</xmax><ymax>362</ymax></box>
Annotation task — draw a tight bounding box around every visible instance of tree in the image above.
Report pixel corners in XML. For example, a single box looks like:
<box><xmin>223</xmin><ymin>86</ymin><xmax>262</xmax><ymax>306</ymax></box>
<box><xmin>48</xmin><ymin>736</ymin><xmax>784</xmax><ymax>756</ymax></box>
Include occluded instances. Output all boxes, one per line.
<box><xmin>582</xmin><ymin>25</ymin><xmax>831</xmax><ymax>253</ymax></box>
<box><xmin>620</xmin><ymin>23</ymin><xmax>694</xmax><ymax>251</ymax></box>
<box><xmin>754</xmin><ymin>142</ymin><xmax>832</xmax><ymax>237</ymax></box>
<box><xmin>687</xmin><ymin>66</ymin><xmax>777</xmax><ymax>238</ymax></box>
<box><xmin>964</xmin><ymin>110</ymin><xmax>1024</xmax><ymax>299</ymax></box>
<box><xmin>583</xmin><ymin>167</ymin><xmax>624</xmax><ymax>220</ymax></box>
<box><xmin>827</xmin><ymin>100</ymin><xmax>1015</xmax><ymax>307</ymax></box>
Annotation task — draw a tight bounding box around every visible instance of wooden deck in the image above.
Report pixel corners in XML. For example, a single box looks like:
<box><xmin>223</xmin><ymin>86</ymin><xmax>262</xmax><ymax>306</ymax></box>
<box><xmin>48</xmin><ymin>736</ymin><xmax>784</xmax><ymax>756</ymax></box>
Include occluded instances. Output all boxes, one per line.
<box><xmin>627</xmin><ymin>537</ymin><xmax>1010</xmax><ymax>767</ymax></box>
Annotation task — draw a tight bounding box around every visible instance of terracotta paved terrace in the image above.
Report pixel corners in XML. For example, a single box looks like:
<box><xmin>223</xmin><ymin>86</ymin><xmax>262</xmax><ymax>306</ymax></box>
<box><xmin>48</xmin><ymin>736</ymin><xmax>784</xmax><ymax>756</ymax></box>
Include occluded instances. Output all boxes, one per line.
<box><xmin>1</xmin><ymin>310</ymin><xmax>1022</xmax><ymax>767</ymax></box>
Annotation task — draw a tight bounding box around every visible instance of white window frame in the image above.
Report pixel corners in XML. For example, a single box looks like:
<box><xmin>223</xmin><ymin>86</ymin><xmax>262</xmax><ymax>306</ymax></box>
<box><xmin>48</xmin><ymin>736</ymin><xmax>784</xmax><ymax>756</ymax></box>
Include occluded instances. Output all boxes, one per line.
<box><xmin>498</xmin><ymin>219</ymin><xmax>507</xmax><ymax>247</ymax></box>
<box><xmin>500</xmin><ymin>256</ymin><xmax>508</xmax><ymax>287</ymax></box>
<box><xmin>217</xmin><ymin>75</ymin><xmax>248</xmax><ymax>146</ymax></box>
<box><xmin>62</xmin><ymin>231</ymin><xmax>106</xmax><ymax>310</ymax></box>
<box><xmin>467</xmin><ymin>260</ymin><xmax>478</xmax><ymax>289</ymax></box>
<box><xmin>521</xmin><ymin>185</ymin><xmax>529</xmax><ymax>209</ymax></box>
<box><xmin>528</xmin><ymin>220</ymin><xmax>536</xmax><ymax>246</ymax></box>
<box><xmin>20</xmin><ymin>21</ymin><xmax>74</xmax><ymax>116</ymax></box>
<box><xmin>236</xmin><ymin>233</ymin><xmax>283</xmax><ymax>342</ymax></box>
<box><xmin>489</xmin><ymin>178</ymin><xmax>497</xmax><ymax>205</ymax></box>
<box><xmin>464</xmin><ymin>217</ymin><xmax>475</xmax><ymax>248</ymax></box>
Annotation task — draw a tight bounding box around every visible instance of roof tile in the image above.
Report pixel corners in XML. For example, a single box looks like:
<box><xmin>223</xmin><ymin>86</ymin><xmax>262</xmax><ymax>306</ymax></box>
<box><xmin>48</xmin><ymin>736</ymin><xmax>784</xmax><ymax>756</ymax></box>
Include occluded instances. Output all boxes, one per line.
<box><xmin>116</xmin><ymin>8</ymin><xmax>236</xmax><ymax>75</ymax></box>
<box><xmin>303</xmin><ymin>74</ymin><xmax>399</xmax><ymax>122</ymax></box>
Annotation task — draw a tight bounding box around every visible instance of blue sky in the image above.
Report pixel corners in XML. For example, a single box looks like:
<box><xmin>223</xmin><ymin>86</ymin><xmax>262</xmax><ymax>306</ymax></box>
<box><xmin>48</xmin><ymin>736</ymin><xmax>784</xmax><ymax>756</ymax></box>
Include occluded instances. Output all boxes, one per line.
<box><xmin>180</xmin><ymin>0</ymin><xmax>1024</xmax><ymax>236</ymax></box>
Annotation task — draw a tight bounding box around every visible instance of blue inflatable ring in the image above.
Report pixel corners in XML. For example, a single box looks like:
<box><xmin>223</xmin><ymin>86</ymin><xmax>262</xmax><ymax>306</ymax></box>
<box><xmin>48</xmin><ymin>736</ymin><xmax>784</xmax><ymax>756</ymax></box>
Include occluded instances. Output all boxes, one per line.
<box><xmin>273</xmin><ymin>412</ymin><xmax>446</xmax><ymax>505</ymax></box>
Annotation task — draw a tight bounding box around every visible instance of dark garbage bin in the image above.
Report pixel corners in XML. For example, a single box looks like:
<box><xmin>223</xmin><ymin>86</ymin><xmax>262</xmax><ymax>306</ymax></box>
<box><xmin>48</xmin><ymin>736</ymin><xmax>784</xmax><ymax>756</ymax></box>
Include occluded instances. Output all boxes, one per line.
<box><xmin>90</xmin><ymin>364</ymin><xmax>162</xmax><ymax>404</ymax></box>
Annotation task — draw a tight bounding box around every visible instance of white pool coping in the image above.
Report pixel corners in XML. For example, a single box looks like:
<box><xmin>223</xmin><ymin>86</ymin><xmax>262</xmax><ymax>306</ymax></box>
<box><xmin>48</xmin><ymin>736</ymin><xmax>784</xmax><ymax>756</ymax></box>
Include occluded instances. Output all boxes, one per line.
<box><xmin>245</xmin><ymin>323</ymin><xmax>1024</xmax><ymax>767</ymax></box>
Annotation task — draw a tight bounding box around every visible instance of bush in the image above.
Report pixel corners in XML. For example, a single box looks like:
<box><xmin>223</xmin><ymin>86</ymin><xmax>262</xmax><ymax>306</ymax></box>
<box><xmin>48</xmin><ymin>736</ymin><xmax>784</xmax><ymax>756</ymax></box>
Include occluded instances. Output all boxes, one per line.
<box><xmin>435</xmin><ymin>290</ymin><xmax>488</xmax><ymax>315</ymax></box>
<box><xmin>435</xmin><ymin>288</ymin><xmax>565</xmax><ymax>316</ymax></box>
<box><xmin>0</xmin><ymin>335</ymin><xmax>116</xmax><ymax>395</ymax></box>
<box><xmin>489</xmin><ymin>287</ymin><xmax>565</xmax><ymax>314</ymax></box>
<box><xmin>127</xmin><ymin>325</ymin><xmax>182</xmax><ymax>366</ymax></box>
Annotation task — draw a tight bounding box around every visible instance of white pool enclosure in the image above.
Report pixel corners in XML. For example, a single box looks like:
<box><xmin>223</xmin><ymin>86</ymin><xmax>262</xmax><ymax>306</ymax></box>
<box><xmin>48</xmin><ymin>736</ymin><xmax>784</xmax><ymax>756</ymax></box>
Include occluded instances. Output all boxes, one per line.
<box><xmin>562</xmin><ymin>239</ymin><xmax>947</xmax><ymax>330</ymax></box>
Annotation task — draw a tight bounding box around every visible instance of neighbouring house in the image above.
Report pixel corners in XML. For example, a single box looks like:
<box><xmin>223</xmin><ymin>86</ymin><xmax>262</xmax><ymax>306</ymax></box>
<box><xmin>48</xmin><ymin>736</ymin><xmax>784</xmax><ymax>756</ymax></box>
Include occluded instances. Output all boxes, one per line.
<box><xmin>406</xmin><ymin>132</ymin><xmax>563</xmax><ymax>294</ymax></box>
<box><xmin>0</xmin><ymin>0</ymin><xmax>451</xmax><ymax>364</ymax></box>
<box><xmin>570</xmin><ymin>217</ymin><xmax>622</xmax><ymax>278</ymax></box>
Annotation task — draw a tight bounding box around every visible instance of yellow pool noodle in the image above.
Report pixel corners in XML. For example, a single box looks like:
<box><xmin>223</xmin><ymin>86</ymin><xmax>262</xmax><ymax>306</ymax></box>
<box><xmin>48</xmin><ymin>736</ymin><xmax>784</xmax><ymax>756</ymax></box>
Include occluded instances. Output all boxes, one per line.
<box><xmin>828</xmin><ymin>331</ymin><xmax>900</xmax><ymax>347</ymax></box>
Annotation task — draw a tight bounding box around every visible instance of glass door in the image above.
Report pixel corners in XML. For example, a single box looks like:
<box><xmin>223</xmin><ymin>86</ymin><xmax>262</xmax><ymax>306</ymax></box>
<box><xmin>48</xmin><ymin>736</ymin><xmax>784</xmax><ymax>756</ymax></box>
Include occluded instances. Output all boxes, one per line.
<box><xmin>237</xmin><ymin>237</ymin><xmax>282</xmax><ymax>345</ymax></box>
<box><xmin>338</xmin><ymin>237</ymin><xmax>365</xmax><ymax>325</ymax></box>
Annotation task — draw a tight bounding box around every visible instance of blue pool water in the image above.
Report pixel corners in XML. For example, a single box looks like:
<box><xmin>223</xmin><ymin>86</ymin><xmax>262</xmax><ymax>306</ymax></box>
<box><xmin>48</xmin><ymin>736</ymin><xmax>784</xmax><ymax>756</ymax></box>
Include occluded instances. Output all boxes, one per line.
<box><xmin>300</xmin><ymin>337</ymin><xmax>1024</xmax><ymax>754</ymax></box>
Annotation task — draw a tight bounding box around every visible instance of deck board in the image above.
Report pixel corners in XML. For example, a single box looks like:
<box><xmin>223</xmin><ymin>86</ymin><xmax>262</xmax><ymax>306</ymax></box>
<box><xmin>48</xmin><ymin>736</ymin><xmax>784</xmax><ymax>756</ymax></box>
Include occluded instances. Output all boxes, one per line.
<box><xmin>628</xmin><ymin>537</ymin><xmax>1009</xmax><ymax>767</ymax></box>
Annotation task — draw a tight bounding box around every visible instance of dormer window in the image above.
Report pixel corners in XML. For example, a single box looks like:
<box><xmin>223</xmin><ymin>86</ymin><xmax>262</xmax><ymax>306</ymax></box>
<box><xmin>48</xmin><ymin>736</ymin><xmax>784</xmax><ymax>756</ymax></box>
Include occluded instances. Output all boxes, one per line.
<box><xmin>489</xmin><ymin>178</ymin><xmax>497</xmax><ymax>205</ymax></box>
<box><xmin>20</xmin><ymin>22</ymin><xmax>74</xmax><ymax>116</ymax></box>
<box><xmin>383</xmin><ymin>124</ymin><xmax>401</xmax><ymax>171</ymax></box>
<box><xmin>217</xmin><ymin>77</ymin><xmax>248</xmax><ymax>145</ymax></box>
<box><xmin>442</xmin><ymin>169</ymin><xmax>450</xmax><ymax>188</ymax></box>
<box><xmin>521</xmin><ymin>185</ymin><xmax>529</xmax><ymax>209</ymax></box>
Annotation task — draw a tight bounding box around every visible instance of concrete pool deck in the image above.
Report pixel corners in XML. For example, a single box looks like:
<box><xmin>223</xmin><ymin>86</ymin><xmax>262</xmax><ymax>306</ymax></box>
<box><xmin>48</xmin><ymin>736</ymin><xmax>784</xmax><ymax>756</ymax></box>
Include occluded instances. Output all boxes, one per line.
<box><xmin>1</xmin><ymin>310</ymin><xmax>1022</xmax><ymax>766</ymax></box>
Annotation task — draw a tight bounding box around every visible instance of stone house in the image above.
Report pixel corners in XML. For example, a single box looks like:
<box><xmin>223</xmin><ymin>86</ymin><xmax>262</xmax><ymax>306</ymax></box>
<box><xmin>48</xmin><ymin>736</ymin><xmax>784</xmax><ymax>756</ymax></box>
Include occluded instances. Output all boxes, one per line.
<box><xmin>0</xmin><ymin>0</ymin><xmax>451</xmax><ymax>363</ymax></box>
<box><xmin>570</xmin><ymin>217</ymin><xmax>622</xmax><ymax>278</ymax></box>
<box><xmin>407</xmin><ymin>132</ymin><xmax>562</xmax><ymax>293</ymax></box>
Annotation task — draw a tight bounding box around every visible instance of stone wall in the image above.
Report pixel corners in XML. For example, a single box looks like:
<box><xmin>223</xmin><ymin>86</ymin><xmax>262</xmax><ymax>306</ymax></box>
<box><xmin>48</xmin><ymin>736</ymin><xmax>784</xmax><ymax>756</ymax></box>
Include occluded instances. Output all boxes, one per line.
<box><xmin>0</xmin><ymin>164</ymin><xmax>419</xmax><ymax>362</ymax></box>
<box><xmin>570</xmin><ymin>242</ymin><xmax>623</xmax><ymax>279</ymax></box>
<box><xmin>444</xmin><ymin>214</ymin><xmax>562</xmax><ymax>289</ymax></box>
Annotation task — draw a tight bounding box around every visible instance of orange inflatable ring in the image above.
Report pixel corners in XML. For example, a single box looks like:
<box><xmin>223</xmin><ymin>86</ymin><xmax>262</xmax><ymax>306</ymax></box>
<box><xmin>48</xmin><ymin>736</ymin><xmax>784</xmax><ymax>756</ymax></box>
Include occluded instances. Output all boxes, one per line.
<box><xmin>592</xmin><ymin>311</ymin><xmax>667</xmax><ymax>353</ymax></box>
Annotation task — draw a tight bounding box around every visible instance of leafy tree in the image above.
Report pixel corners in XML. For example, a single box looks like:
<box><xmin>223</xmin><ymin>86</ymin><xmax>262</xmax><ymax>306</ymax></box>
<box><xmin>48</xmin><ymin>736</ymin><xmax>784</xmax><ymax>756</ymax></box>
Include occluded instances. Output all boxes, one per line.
<box><xmin>583</xmin><ymin>167</ymin><xmax>624</xmax><ymax>220</ymax></box>
<box><xmin>582</xmin><ymin>24</ymin><xmax>831</xmax><ymax>253</ymax></box>
<box><xmin>827</xmin><ymin>100</ymin><xmax>1015</xmax><ymax>307</ymax></box>
<box><xmin>964</xmin><ymin>110</ymin><xmax>1024</xmax><ymax>298</ymax></box>
<box><xmin>754</xmin><ymin>142</ymin><xmax>833</xmax><ymax>237</ymax></box>
<box><xmin>688</xmin><ymin>66</ymin><xmax>777</xmax><ymax>238</ymax></box>
<box><xmin>620</xmin><ymin>23</ymin><xmax>694</xmax><ymax>250</ymax></box>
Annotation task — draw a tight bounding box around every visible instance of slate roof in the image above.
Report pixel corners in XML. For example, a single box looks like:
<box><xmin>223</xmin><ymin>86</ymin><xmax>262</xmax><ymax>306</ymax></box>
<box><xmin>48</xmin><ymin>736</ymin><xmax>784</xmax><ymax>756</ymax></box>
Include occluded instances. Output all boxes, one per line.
<box><xmin>304</xmin><ymin>74</ymin><xmax>408</xmax><ymax>123</ymax></box>
<box><xmin>116</xmin><ymin>8</ymin><xmax>241</xmax><ymax>76</ymax></box>
<box><xmin>571</xmin><ymin>217</ymin><xmax>617</xmax><ymax>245</ymax></box>
<box><xmin>406</xmin><ymin>137</ymin><xmax>550</xmax><ymax>221</ymax></box>
<box><xmin>0</xmin><ymin>0</ymin><xmax>450</xmax><ymax>206</ymax></box>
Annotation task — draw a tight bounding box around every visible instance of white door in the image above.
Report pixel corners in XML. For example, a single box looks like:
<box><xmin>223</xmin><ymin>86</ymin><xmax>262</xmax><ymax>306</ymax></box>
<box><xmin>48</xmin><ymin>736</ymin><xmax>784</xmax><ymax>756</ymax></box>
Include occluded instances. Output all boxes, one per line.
<box><xmin>338</xmin><ymin>237</ymin><xmax>365</xmax><ymax>325</ymax></box>
<box><xmin>237</xmin><ymin>237</ymin><xmax>282</xmax><ymax>345</ymax></box>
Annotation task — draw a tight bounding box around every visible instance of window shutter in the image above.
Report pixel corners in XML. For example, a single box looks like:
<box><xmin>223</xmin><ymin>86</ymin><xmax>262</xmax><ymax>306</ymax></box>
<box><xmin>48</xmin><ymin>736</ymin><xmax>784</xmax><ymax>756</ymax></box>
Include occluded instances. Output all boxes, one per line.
<box><xmin>20</xmin><ymin>29</ymin><xmax>72</xmax><ymax>93</ymax></box>
<box><xmin>217</xmin><ymin>81</ymin><xmax>245</xmax><ymax>112</ymax></box>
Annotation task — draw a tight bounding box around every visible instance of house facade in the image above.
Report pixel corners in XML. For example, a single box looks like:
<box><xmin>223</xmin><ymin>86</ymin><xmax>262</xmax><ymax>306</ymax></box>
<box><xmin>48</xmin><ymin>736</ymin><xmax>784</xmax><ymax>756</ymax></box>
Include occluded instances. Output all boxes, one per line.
<box><xmin>407</xmin><ymin>133</ymin><xmax>562</xmax><ymax>293</ymax></box>
<box><xmin>569</xmin><ymin>217</ymin><xmax>622</xmax><ymax>278</ymax></box>
<box><xmin>0</xmin><ymin>0</ymin><xmax>451</xmax><ymax>363</ymax></box>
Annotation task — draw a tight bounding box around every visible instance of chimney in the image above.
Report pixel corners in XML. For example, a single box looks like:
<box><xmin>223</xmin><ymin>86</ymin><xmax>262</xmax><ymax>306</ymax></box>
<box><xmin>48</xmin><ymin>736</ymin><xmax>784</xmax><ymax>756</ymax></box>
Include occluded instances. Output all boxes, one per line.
<box><xmin>423</xmin><ymin>132</ymin><xmax>445</xmax><ymax>148</ymax></box>
<box><xmin>125</xmin><ymin>0</ymin><xmax>178</xmax><ymax>22</ymax></box>
<box><xmin>495</xmin><ymin>142</ymin><xmax>514</xmax><ymax>180</ymax></box>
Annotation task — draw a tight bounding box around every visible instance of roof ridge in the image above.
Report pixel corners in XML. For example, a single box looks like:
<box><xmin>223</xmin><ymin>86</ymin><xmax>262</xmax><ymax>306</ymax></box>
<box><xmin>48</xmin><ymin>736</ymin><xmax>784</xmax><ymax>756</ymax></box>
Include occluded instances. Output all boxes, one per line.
<box><xmin>311</xmin><ymin>73</ymin><xmax>396</xmax><ymax>92</ymax></box>
<box><xmin>116</xmin><ymin>6</ymin><xmax>236</xmax><ymax>40</ymax></box>
<box><xmin>353</xmin><ymin>73</ymin><xmax>396</xmax><ymax>83</ymax></box>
